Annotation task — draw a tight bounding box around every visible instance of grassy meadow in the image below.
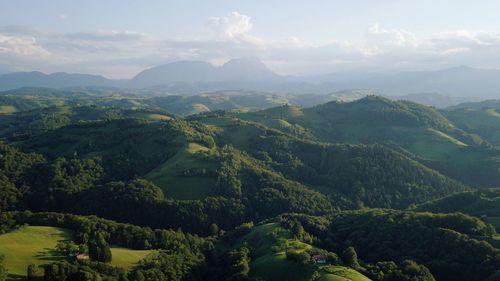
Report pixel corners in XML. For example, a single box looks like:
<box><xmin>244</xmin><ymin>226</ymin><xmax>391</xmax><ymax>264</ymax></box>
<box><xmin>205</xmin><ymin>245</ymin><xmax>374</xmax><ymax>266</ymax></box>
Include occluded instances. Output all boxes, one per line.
<box><xmin>0</xmin><ymin>226</ymin><xmax>71</xmax><ymax>280</ymax></box>
<box><xmin>0</xmin><ymin>226</ymin><xmax>156</xmax><ymax>280</ymax></box>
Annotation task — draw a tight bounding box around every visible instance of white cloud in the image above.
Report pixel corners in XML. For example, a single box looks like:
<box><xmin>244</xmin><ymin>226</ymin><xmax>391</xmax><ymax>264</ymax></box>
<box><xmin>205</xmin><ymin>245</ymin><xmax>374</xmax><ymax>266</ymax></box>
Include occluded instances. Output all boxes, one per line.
<box><xmin>4</xmin><ymin>14</ymin><xmax>500</xmax><ymax>78</ymax></box>
<box><xmin>0</xmin><ymin>33</ymin><xmax>54</xmax><ymax>60</ymax></box>
<box><xmin>207</xmin><ymin>11</ymin><xmax>265</xmax><ymax>47</ymax></box>
<box><xmin>208</xmin><ymin>11</ymin><xmax>253</xmax><ymax>39</ymax></box>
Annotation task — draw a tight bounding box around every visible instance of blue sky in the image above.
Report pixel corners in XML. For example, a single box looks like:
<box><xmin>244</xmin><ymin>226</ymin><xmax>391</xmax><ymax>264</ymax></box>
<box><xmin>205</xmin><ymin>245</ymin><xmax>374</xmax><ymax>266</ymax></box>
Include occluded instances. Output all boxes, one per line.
<box><xmin>1</xmin><ymin>0</ymin><xmax>500</xmax><ymax>78</ymax></box>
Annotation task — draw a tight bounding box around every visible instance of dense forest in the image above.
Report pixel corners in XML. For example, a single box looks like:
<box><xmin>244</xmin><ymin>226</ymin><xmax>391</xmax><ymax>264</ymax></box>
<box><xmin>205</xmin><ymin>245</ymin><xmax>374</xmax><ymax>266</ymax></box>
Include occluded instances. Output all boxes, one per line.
<box><xmin>0</xmin><ymin>89</ymin><xmax>499</xmax><ymax>281</ymax></box>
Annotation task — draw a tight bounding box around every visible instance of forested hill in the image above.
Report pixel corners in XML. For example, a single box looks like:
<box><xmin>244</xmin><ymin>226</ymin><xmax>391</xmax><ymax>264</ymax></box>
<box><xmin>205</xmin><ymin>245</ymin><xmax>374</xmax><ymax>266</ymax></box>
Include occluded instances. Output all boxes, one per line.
<box><xmin>1</xmin><ymin>92</ymin><xmax>500</xmax><ymax>281</ymax></box>
<box><xmin>235</xmin><ymin>96</ymin><xmax>500</xmax><ymax>187</ymax></box>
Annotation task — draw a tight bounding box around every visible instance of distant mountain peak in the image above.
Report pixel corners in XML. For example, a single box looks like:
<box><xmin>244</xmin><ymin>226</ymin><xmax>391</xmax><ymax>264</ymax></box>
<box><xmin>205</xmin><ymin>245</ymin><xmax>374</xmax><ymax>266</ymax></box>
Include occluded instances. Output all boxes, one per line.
<box><xmin>130</xmin><ymin>57</ymin><xmax>280</xmax><ymax>87</ymax></box>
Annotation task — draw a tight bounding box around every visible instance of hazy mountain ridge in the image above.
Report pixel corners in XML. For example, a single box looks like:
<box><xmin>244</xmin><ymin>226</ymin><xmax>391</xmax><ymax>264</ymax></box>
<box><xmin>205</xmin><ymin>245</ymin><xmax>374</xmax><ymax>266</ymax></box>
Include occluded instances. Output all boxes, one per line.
<box><xmin>1</xmin><ymin>60</ymin><xmax>500</xmax><ymax>100</ymax></box>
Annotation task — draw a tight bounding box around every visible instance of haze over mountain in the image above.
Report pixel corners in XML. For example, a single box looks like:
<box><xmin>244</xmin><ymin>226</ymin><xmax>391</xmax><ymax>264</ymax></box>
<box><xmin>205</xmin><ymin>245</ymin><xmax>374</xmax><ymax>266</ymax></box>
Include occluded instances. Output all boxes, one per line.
<box><xmin>0</xmin><ymin>71</ymin><xmax>124</xmax><ymax>90</ymax></box>
<box><xmin>129</xmin><ymin>58</ymin><xmax>281</xmax><ymax>88</ymax></box>
<box><xmin>1</xmin><ymin>59</ymin><xmax>500</xmax><ymax>100</ymax></box>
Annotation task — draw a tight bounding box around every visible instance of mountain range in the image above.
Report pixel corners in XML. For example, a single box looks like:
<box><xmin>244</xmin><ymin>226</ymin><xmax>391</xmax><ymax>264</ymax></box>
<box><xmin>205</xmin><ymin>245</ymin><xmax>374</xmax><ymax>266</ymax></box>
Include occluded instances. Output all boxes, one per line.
<box><xmin>1</xmin><ymin>59</ymin><xmax>500</xmax><ymax>99</ymax></box>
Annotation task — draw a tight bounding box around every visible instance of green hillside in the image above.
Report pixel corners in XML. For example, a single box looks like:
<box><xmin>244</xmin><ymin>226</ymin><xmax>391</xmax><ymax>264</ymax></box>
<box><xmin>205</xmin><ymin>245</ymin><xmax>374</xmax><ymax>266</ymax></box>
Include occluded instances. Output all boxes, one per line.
<box><xmin>196</xmin><ymin>116</ymin><xmax>467</xmax><ymax>208</ymax></box>
<box><xmin>444</xmin><ymin>107</ymin><xmax>500</xmax><ymax>147</ymax></box>
<box><xmin>411</xmin><ymin>189</ymin><xmax>500</xmax><ymax>228</ymax></box>
<box><xmin>18</xmin><ymin>118</ymin><xmax>216</xmax><ymax>181</ymax></box>
<box><xmin>235</xmin><ymin>96</ymin><xmax>500</xmax><ymax>187</ymax></box>
<box><xmin>145</xmin><ymin>142</ymin><xmax>218</xmax><ymax>199</ymax></box>
<box><xmin>1</xmin><ymin>91</ymin><xmax>499</xmax><ymax>281</ymax></box>
<box><xmin>281</xmin><ymin>209</ymin><xmax>498</xmax><ymax>281</ymax></box>
<box><xmin>216</xmin><ymin>222</ymin><xmax>371</xmax><ymax>281</ymax></box>
<box><xmin>0</xmin><ymin>105</ymin><xmax>172</xmax><ymax>140</ymax></box>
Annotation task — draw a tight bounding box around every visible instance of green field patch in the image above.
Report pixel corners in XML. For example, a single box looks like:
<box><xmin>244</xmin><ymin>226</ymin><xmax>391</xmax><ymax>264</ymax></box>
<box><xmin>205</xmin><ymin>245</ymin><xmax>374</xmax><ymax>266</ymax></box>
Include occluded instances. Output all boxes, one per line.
<box><xmin>190</xmin><ymin>103</ymin><xmax>211</xmax><ymax>115</ymax></box>
<box><xmin>0</xmin><ymin>106</ymin><xmax>17</xmax><ymax>114</ymax></box>
<box><xmin>110</xmin><ymin>248</ymin><xmax>156</xmax><ymax>270</ymax></box>
<box><xmin>319</xmin><ymin>265</ymin><xmax>372</xmax><ymax>281</ymax></box>
<box><xmin>428</xmin><ymin>128</ymin><xmax>467</xmax><ymax>146</ymax></box>
<box><xmin>129</xmin><ymin>112</ymin><xmax>171</xmax><ymax>121</ymax></box>
<box><xmin>486</xmin><ymin>108</ymin><xmax>500</xmax><ymax>118</ymax></box>
<box><xmin>145</xmin><ymin>142</ymin><xmax>217</xmax><ymax>200</ymax></box>
<box><xmin>0</xmin><ymin>226</ymin><xmax>72</xmax><ymax>280</ymax></box>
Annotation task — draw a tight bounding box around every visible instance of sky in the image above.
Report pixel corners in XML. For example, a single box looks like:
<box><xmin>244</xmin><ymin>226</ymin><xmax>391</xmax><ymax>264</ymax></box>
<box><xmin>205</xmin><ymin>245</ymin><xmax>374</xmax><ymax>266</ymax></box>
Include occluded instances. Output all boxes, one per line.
<box><xmin>2</xmin><ymin>0</ymin><xmax>500</xmax><ymax>78</ymax></box>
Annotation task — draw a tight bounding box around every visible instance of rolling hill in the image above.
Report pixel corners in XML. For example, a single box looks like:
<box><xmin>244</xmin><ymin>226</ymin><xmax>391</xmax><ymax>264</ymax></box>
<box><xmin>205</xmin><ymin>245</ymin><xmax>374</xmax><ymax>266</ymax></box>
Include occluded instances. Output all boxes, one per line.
<box><xmin>443</xmin><ymin>103</ymin><xmax>500</xmax><ymax>147</ymax></box>
<box><xmin>215</xmin><ymin>222</ymin><xmax>371</xmax><ymax>281</ymax></box>
<box><xmin>235</xmin><ymin>96</ymin><xmax>500</xmax><ymax>187</ymax></box>
<box><xmin>195</xmin><ymin>115</ymin><xmax>468</xmax><ymax>208</ymax></box>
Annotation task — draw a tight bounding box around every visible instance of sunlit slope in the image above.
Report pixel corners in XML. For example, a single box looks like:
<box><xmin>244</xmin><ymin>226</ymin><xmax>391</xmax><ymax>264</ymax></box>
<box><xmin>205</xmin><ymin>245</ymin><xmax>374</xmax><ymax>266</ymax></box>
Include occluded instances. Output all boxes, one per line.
<box><xmin>145</xmin><ymin>142</ymin><xmax>217</xmax><ymax>199</ymax></box>
<box><xmin>195</xmin><ymin>115</ymin><xmax>466</xmax><ymax>208</ymax></box>
<box><xmin>236</xmin><ymin>96</ymin><xmax>500</xmax><ymax>187</ymax></box>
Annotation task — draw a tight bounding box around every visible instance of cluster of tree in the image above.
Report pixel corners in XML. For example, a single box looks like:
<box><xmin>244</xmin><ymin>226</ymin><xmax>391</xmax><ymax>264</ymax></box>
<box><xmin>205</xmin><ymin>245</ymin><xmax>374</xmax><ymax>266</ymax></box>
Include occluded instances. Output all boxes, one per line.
<box><xmin>0</xmin><ymin>141</ymin><xmax>45</xmax><ymax>211</ymax></box>
<box><xmin>364</xmin><ymin>260</ymin><xmax>436</xmax><ymax>281</ymax></box>
<box><xmin>88</xmin><ymin>232</ymin><xmax>112</xmax><ymax>263</ymax></box>
<box><xmin>42</xmin><ymin>261</ymin><xmax>128</xmax><ymax>281</ymax></box>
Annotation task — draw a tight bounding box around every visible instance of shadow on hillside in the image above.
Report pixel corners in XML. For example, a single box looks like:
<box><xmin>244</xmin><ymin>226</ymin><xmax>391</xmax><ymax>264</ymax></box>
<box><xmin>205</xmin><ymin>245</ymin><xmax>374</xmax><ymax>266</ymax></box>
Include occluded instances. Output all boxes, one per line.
<box><xmin>7</xmin><ymin>273</ymin><xmax>25</xmax><ymax>281</ymax></box>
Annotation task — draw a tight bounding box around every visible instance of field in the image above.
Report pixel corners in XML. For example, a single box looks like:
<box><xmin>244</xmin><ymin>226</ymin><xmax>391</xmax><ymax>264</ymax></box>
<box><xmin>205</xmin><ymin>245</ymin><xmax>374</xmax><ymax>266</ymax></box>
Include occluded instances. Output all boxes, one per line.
<box><xmin>0</xmin><ymin>226</ymin><xmax>156</xmax><ymax>280</ymax></box>
<box><xmin>0</xmin><ymin>105</ymin><xmax>17</xmax><ymax>114</ymax></box>
<box><xmin>319</xmin><ymin>266</ymin><xmax>371</xmax><ymax>281</ymax></box>
<box><xmin>110</xmin><ymin>248</ymin><xmax>156</xmax><ymax>270</ymax></box>
<box><xmin>145</xmin><ymin>142</ymin><xmax>217</xmax><ymax>199</ymax></box>
<box><xmin>0</xmin><ymin>226</ymin><xmax>71</xmax><ymax>280</ymax></box>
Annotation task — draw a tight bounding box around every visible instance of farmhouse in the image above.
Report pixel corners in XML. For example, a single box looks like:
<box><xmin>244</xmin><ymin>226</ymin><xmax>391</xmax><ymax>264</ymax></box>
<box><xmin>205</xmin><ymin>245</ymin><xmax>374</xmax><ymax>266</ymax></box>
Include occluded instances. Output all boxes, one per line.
<box><xmin>312</xmin><ymin>254</ymin><xmax>327</xmax><ymax>264</ymax></box>
<box><xmin>68</xmin><ymin>252</ymin><xmax>90</xmax><ymax>261</ymax></box>
<box><xmin>76</xmin><ymin>253</ymin><xmax>90</xmax><ymax>261</ymax></box>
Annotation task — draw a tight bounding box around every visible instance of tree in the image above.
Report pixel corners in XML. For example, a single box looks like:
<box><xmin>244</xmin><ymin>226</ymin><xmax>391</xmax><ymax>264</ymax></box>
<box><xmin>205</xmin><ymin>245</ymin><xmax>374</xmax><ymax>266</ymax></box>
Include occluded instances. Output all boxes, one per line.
<box><xmin>89</xmin><ymin>234</ymin><xmax>112</xmax><ymax>263</ymax></box>
<box><xmin>0</xmin><ymin>173</ymin><xmax>17</xmax><ymax>211</ymax></box>
<box><xmin>0</xmin><ymin>254</ymin><xmax>7</xmax><ymax>281</ymax></box>
<box><xmin>342</xmin><ymin>246</ymin><xmax>361</xmax><ymax>269</ymax></box>
<box><xmin>27</xmin><ymin>264</ymin><xmax>40</xmax><ymax>280</ymax></box>
<box><xmin>209</xmin><ymin>224</ymin><xmax>219</xmax><ymax>237</ymax></box>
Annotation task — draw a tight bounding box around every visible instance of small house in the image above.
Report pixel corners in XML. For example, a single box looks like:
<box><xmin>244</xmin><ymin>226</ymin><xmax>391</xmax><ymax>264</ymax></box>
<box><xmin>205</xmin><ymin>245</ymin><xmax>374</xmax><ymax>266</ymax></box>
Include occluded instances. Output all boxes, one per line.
<box><xmin>312</xmin><ymin>254</ymin><xmax>327</xmax><ymax>264</ymax></box>
<box><xmin>69</xmin><ymin>252</ymin><xmax>90</xmax><ymax>261</ymax></box>
<box><xmin>76</xmin><ymin>253</ymin><xmax>90</xmax><ymax>261</ymax></box>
